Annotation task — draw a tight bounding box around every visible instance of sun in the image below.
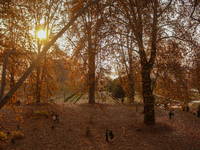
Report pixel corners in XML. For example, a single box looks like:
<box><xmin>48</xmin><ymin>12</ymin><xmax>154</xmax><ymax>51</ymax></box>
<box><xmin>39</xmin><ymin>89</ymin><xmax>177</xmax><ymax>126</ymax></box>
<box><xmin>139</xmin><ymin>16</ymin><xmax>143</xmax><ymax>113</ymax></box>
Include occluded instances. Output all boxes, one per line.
<box><xmin>37</xmin><ymin>30</ymin><xmax>46</xmax><ymax>39</ymax></box>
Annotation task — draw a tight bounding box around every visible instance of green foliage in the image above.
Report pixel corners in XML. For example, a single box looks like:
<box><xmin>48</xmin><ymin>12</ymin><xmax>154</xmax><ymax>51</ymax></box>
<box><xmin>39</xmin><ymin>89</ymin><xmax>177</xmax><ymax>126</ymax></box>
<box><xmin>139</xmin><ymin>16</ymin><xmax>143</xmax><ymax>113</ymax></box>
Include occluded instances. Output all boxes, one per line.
<box><xmin>0</xmin><ymin>132</ymin><xmax>7</xmax><ymax>141</ymax></box>
<box><xmin>64</xmin><ymin>93</ymin><xmax>76</xmax><ymax>102</ymax></box>
<box><xmin>11</xmin><ymin>131</ymin><xmax>24</xmax><ymax>139</ymax></box>
<box><xmin>112</xmin><ymin>84</ymin><xmax>125</xmax><ymax>99</ymax></box>
<box><xmin>106</xmin><ymin>80</ymin><xmax>115</xmax><ymax>92</ymax></box>
<box><xmin>73</xmin><ymin>93</ymin><xmax>85</xmax><ymax>104</ymax></box>
<box><xmin>197</xmin><ymin>105</ymin><xmax>200</xmax><ymax>118</ymax></box>
<box><xmin>34</xmin><ymin>110</ymin><xmax>48</xmax><ymax>117</ymax></box>
<box><xmin>106</xmin><ymin>78</ymin><xmax>126</xmax><ymax>99</ymax></box>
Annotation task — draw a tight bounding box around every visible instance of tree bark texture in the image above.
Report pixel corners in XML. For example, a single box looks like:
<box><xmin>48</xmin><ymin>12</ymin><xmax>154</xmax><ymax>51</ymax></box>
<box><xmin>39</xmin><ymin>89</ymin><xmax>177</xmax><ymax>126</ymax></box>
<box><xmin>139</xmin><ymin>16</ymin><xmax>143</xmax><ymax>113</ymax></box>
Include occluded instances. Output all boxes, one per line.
<box><xmin>142</xmin><ymin>67</ymin><xmax>155</xmax><ymax>125</ymax></box>
<box><xmin>88</xmin><ymin>22</ymin><xmax>95</xmax><ymax>104</ymax></box>
<box><xmin>128</xmin><ymin>48</ymin><xmax>135</xmax><ymax>103</ymax></box>
<box><xmin>88</xmin><ymin>52</ymin><xmax>95</xmax><ymax>104</ymax></box>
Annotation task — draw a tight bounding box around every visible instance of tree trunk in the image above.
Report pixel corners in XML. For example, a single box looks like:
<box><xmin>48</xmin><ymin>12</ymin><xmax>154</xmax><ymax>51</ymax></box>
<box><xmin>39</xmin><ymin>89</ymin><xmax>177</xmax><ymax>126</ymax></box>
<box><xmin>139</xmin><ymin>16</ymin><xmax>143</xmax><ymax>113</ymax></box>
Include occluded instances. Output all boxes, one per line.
<box><xmin>127</xmin><ymin>33</ymin><xmax>135</xmax><ymax>103</ymax></box>
<box><xmin>142</xmin><ymin>67</ymin><xmax>155</xmax><ymax>125</ymax></box>
<box><xmin>128</xmin><ymin>56</ymin><xmax>135</xmax><ymax>103</ymax></box>
<box><xmin>196</xmin><ymin>53</ymin><xmax>200</xmax><ymax>93</ymax></box>
<box><xmin>87</xmin><ymin>19</ymin><xmax>96</xmax><ymax>104</ymax></box>
<box><xmin>88</xmin><ymin>39</ymin><xmax>95</xmax><ymax>103</ymax></box>
<box><xmin>88</xmin><ymin>49</ymin><xmax>95</xmax><ymax>103</ymax></box>
<box><xmin>36</xmin><ymin>65</ymin><xmax>41</xmax><ymax>103</ymax></box>
<box><xmin>36</xmin><ymin>40</ymin><xmax>41</xmax><ymax>103</ymax></box>
<box><xmin>10</xmin><ymin>64</ymin><xmax>15</xmax><ymax>88</ymax></box>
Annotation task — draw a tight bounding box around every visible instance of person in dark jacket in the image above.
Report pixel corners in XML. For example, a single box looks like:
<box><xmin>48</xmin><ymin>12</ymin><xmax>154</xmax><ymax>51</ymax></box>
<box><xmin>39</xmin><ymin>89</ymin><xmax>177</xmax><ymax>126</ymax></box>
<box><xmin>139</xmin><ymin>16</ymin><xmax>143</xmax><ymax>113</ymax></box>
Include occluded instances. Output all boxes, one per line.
<box><xmin>106</xmin><ymin>129</ymin><xmax>109</xmax><ymax>142</ymax></box>
<box><xmin>109</xmin><ymin>131</ymin><xmax>113</xmax><ymax>141</ymax></box>
<box><xmin>169</xmin><ymin>111</ymin><xmax>172</xmax><ymax>119</ymax></box>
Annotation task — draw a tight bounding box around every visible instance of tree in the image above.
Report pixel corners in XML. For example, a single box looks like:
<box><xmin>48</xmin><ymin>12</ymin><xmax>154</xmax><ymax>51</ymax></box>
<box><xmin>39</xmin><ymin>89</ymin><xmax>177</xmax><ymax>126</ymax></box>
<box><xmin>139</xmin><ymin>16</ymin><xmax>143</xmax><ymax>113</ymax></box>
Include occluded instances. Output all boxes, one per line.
<box><xmin>108</xmin><ymin>0</ymin><xmax>193</xmax><ymax>125</ymax></box>
<box><xmin>66</xmin><ymin>0</ymin><xmax>106</xmax><ymax>103</ymax></box>
<box><xmin>0</xmin><ymin>0</ymin><xmax>100</xmax><ymax>109</ymax></box>
<box><xmin>153</xmin><ymin>41</ymin><xmax>190</xmax><ymax>104</ymax></box>
<box><xmin>112</xmin><ymin>84</ymin><xmax>125</xmax><ymax>100</ymax></box>
<box><xmin>1</xmin><ymin>0</ymin><xmax>66</xmax><ymax>104</ymax></box>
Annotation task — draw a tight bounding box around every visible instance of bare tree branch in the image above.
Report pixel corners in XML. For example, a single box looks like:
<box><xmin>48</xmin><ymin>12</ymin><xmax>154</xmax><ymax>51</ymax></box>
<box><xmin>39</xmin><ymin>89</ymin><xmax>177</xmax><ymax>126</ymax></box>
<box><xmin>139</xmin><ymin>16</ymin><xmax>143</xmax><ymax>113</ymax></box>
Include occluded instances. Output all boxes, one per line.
<box><xmin>190</xmin><ymin>0</ymin><xmax>200</xmax><ymax>23</ymax></box>
<box><xmin>158</xmin><ymin>0</ymin><xmax>172</xmax><ymax>17</ymax></box>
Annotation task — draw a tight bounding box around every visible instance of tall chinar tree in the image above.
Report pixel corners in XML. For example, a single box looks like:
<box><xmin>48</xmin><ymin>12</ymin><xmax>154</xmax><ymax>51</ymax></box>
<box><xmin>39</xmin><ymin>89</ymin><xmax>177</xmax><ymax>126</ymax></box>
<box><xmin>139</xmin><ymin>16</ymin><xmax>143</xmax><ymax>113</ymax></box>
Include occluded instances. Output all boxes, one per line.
<box><xmin>117</xmin><ymin>29</ymin><xmax>136</xmax><ymax>103</ymax></box>
<box><xmin>67</xmin><ymin>0</ymin><xmax>105</xmax><ymax>104</ymax></box>
<box><xmin>20</xmin><ymin>0</ymin><xmax>64</xmax><ymax>103</ymax></box>
<box><xmin>109</xmin><ymin>0</ymin><xmax>186</xmax><ymax>125</ymax></box>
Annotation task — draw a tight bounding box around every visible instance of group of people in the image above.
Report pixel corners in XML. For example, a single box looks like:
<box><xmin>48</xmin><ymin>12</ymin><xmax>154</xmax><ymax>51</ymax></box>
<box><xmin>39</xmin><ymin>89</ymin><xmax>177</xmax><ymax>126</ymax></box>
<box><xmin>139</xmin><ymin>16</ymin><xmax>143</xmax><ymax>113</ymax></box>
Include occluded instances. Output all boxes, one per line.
<box><xmin>106</xmin><ymin>130</ymin><xmax>113</xmax><ymax>142</ymax></box>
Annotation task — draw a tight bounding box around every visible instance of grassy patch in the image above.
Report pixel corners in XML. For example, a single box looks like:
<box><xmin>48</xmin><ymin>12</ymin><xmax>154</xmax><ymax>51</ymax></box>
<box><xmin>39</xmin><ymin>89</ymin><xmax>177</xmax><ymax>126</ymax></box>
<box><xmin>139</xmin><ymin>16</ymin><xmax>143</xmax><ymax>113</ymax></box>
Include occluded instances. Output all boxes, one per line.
<box><xmin>0</xmin><ymin>132</ymin><xmax>7</xmax><ymax>141</ymax></box>
<box><xmin>11</xmin><ymin>131</ymin><xmax>24</xmax><ymax>139</ymax></box>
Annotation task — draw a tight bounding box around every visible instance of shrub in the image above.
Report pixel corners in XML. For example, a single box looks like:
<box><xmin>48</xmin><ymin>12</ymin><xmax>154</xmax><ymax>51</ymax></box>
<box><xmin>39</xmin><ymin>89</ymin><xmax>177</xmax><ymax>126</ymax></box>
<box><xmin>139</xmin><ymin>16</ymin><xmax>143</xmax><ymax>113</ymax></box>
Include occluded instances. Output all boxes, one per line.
<box><xmin>0</xmin><ymin>132</ymin><xmax>7</xmax><ymax>141</ymax></box>
<box><xmin>11</xmin><ymin>131</ymin><xmax>24</xmax><ymax>139</ymax></box>
<box><xmin>34</xmin><ymin>110</ymin><xmax>48</xmax><ymax>117</ymax></box>
<box><xmin>112</xmin><ymin>84</ymin><xmax>125</xmax><ymax>99</ymax></box>
<box><xmin>186</xmin><ymin>105</ymin><xmax>190</xmax><ymax>112</ymax></box>
<box><xmin>197</xmin><ymin>105</ymin><xmax>200</xmax><ymax>118</ymax></box>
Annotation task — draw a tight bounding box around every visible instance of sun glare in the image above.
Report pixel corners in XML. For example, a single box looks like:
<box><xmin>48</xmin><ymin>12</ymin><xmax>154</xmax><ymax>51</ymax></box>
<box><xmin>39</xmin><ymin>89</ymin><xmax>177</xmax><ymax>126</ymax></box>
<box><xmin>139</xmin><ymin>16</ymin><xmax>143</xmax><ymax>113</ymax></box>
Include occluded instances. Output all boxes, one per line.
<box><xmin>37</xmin><ymin>30</ymin><xmax>46</xmax><ymax>39</ymax></box>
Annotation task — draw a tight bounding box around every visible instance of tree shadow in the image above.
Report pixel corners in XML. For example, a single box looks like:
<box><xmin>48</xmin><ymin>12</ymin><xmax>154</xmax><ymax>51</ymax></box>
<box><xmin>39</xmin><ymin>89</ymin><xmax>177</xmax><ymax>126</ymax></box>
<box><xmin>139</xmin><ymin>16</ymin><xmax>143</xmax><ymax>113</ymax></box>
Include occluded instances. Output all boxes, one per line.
<box><xmin>136</xmin><ymin>122</ymin><xmax>174</xmax><ymax>134</ymax></box>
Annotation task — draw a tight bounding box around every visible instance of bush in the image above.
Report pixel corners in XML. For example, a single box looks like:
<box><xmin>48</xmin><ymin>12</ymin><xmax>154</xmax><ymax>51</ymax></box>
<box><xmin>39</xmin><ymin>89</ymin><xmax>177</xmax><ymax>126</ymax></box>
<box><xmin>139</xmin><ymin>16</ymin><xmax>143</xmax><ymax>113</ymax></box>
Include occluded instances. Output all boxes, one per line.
<box><xmin>0</xmin><ymin>132</ymin><xmax>7</xmax><ymax>141</ymax></box>
<box><xmin>197</xmin><ymin>105</ymin><xmax>200</xmax><ymax>118</ymax></box>
<box><xmin>11</xmin><ymin>131</ymin><xmax>24</xmax><ymax>139</ymax></box>
<box><xmin>186</xmin><ymin>105</ymin><xmax>190</xmax><ymax>112</ymax></box>
<box><xmin>112</xmin><ymin>84</ymin><xmax>125</xmax><ymax>99</ymax></box>
<box><xmin>34</xmin><ymin>110</ymin><xmax>48</xmax><ymax>117</ymax></box>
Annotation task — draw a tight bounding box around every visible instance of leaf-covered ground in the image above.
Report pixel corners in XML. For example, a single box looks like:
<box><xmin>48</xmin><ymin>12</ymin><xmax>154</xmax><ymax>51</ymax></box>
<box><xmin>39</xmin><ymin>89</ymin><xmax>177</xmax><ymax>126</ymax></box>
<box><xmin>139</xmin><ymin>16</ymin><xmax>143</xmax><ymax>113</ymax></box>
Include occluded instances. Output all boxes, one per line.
<box><xmin>0</xmin><ymin>94</ymin><xmax>200</xmax><ymax>150</ymax></box>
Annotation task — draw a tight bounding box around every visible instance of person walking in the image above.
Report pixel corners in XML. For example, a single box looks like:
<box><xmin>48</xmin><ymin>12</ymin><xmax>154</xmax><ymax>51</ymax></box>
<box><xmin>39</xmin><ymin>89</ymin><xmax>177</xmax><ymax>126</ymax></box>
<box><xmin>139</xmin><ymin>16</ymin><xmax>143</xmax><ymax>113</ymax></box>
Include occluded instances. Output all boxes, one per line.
<box><xmin>106</xmin><ymin>129</ymin><xmax>109</xmax><ymax>142</ymax></box>
<box><xmin>169</xmin><ymin>111</ymin><xmax>172</xmax><ymax>119</ymax></box>
<box><xmin>109</xmin><ymin>131</ymin><xmax>113</xmax><ymax>142</ymax></box>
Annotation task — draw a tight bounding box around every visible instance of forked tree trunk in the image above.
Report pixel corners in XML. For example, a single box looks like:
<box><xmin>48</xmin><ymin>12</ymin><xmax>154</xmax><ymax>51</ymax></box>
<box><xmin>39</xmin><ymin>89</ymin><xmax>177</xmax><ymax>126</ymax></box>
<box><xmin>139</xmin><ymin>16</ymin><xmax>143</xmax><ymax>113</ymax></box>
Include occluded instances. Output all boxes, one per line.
<box><xmin>142</xmin><ymin>67</ymin><xmax>155</xmax><ymax>125</ymax></box>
